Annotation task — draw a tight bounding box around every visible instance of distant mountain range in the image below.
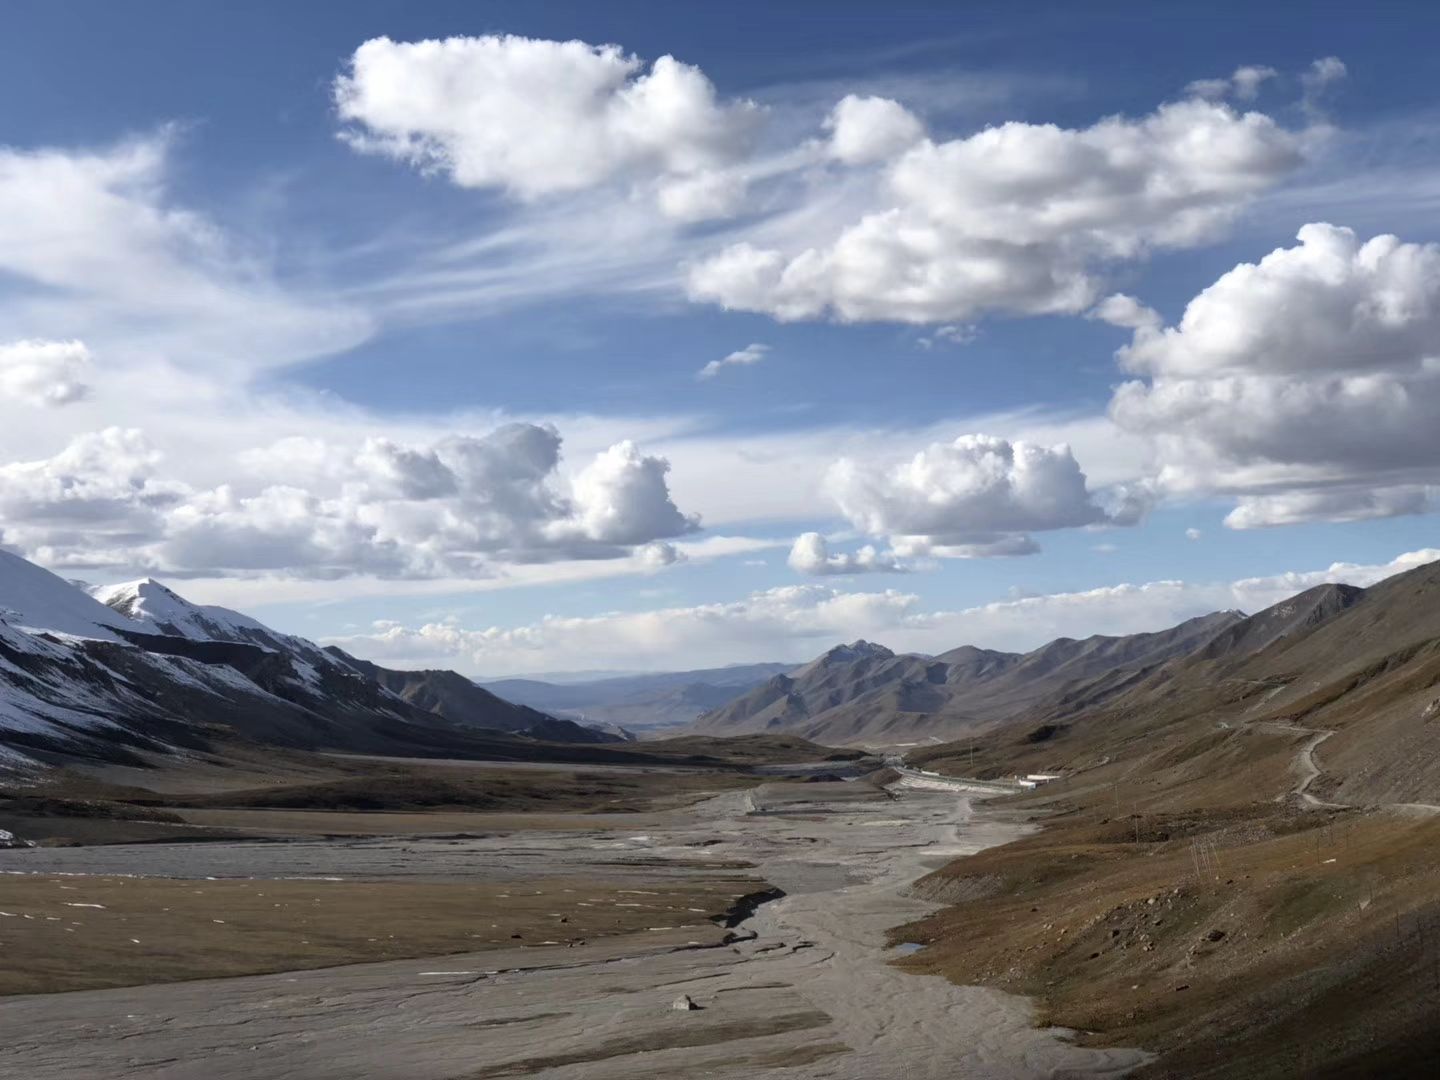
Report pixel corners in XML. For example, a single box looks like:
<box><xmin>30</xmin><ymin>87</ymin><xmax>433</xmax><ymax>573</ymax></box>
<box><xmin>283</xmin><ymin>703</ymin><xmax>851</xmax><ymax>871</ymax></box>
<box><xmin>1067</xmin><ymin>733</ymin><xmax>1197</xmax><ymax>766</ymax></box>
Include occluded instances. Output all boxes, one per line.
<box><xmin>0</xmin><ymin>550</ymin><xmax>620</xmax><ymax>771</ymax></box>
<box><xmin>692</xmin><ymin>567</ymin><xmax>1433</xmax><ymax>759</ymax></box>
<box><xmin>480</xmin><ymin>662</ymin><xmax>797</xmax><ymax>734</ymax></box>
<box><xmin>689</xmin><ymin>613</ymin><xmax>1243</xmax><ymax>745</ymax></box>
<box><xmin>9</xmin><ymin>541</ymin><xmax>1437</xmax><ymax>787</ymax></box>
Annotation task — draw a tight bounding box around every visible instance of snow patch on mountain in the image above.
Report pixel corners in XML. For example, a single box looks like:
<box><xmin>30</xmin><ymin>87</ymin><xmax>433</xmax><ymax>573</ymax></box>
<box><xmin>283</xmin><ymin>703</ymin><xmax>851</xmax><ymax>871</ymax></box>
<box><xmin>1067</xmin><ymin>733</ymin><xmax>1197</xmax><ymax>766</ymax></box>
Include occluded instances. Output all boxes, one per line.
<box><xmin>0</xmin><ymin>618</ymin><xmax>130</xmax><ymax>746</ymax></box>
<box><xmin>90</xmin><ymin>579</ymin><xmax>273</xmax><ymax>644</ymax></box>
<box><xmin>2</xmin><ymin>551</ymin><xmax>595</xmax><ymax>765</ymax></box>
<box><xmin>0</xmin><ymin>550</ymin><xmax>135</xmax><ymax>641</ymax></box>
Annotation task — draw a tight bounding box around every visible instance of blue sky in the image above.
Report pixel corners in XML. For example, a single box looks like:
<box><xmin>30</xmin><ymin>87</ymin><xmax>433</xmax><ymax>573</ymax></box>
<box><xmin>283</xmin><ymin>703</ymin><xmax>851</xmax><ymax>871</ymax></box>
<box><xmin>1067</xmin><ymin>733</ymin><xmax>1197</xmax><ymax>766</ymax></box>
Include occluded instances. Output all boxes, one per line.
<box><xmin>2</xmin><ymin>1</ymin><xmax>1440</xmax><ymax>674</ymax></box>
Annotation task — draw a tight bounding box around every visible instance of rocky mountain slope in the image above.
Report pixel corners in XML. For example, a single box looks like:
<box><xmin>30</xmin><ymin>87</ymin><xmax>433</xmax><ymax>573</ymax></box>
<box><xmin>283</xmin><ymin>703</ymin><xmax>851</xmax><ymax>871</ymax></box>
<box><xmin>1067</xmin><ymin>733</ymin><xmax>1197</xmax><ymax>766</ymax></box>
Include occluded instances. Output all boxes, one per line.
<box><xmin>1050</xmin><ymin>566</ymin><xmax>1440</xmax><ymax>806</ymax></box>
<box><xmin>335</xmin><ymin>658</ymin><xmax>615</xmax><ymax>743</ymax></box>
<box><xmin>896</xmin><ymin>557</ymin><xmax>1440</xmax><ymax>1079</ymax></box>
<box><xmin>96</xmin><ymin>577</ymin><xmax>612</xmax><ymax>742</ymax></box>
<box><xmin>0</xmin><ymin>550</ymin><xmax>615</xmax><ymax>771</ymax></box>
<box><xmin>691</xmin><ymin>615</ymin><xmax>1242</xmax><ymax>745</ymax></box>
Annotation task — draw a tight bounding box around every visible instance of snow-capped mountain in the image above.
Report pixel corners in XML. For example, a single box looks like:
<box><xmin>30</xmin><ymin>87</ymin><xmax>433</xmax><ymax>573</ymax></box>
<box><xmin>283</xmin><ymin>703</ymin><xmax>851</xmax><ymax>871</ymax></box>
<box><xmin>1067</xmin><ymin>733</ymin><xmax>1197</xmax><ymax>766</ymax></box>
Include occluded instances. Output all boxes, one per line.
<box><xmin>88</xmin><ymin>577</ymin><xmax>613</xmax><ymax>742</ymax></box>
<box><xmin>91</xmin><ymin>577</ymin><xmax>368</xmax><ymax>699</ymax></box>
<box><xmin>92</xmin><ymin>579</ymin><xmax>278</xmax><ymax>644</ymax></box>
<box><xmin>0</xmin><ymin>550</ymin><xmax>617</xmax><ymax>771</ymax></box>
<box><xmin>0</xmin><ymin>549</ymin><xmax>135</xmax><ymax>642</ymax></box>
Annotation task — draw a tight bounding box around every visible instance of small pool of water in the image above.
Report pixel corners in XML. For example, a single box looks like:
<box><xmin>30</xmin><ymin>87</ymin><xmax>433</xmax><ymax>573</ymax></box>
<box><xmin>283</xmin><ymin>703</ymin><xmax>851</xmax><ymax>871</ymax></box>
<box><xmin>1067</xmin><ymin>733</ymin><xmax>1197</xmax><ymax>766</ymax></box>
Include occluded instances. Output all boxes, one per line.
<box><xmin>891</xmin><ymin>941</ymin><xmax>927</xmax><ymax>956</ymax></box>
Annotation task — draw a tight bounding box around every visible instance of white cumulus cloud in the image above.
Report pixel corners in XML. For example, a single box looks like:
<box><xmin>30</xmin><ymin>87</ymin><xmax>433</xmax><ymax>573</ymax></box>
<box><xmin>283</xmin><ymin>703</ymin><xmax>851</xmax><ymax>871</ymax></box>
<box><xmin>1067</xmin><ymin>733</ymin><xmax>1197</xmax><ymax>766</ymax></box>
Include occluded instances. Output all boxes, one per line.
<box><xmin>1089</xmin><ymin>294</ymin><xmax>1162</xmax><ymax>332</ymax></box>
<box><xmin>335</xmin><ymin>34</ymin><xmax>760</xmax><ymax>221</ymax></box>
<box><xmin>788</xmin><ymin>531</ymin><xmax>907</xmax><ymax>575</ymax></box>
<box><xmin>824</xmin><ymin>94</ymin><xmax>926</xmax><ymax>165</ymax></box>
<box><xmin>823</xmin><ymin>434</ymin><xmax>1121</xmax><ymax>556</ymax></box>
<box><xmin>0</xmin><ymin>339</ymin><xmax>92</xmax><ymax>406</ymax></box>
<box><xmin>688</xmin><ymin>96</ymin><xmax>1307</xmax><ymax>324</ymax></box>
<box><xmin>0</xmin><ymin>428</ymin><xmax>187</xmax><ymax>567</ymax></box>
<box><xmin>1109</xmin><ymin>223</ymin><xmax>1440</xmax><ymax>526</ymax></box>
<box><xmin>560</xmin><ymin>439</ymin><xmax>698</xmax><ymax>547</ymax></box>
<box><xmin>0</xmin><ymin>423</ymin><xmax>698</xmax><ymax>578</ymax></box>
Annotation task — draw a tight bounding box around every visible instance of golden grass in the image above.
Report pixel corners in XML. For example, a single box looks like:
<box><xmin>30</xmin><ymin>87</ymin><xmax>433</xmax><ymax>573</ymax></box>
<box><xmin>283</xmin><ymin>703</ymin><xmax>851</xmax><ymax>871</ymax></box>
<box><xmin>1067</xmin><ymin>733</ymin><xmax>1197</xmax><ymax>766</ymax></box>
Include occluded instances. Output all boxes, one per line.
<box><xmin>0</xmin><ymin>870</ymin><xmax>762</xmax><ymax>996</ymax></box>
<box><xmin>895</xmin><ymin>805</ymin><xmax>1440</xmax><ymax>1078</ymax></box>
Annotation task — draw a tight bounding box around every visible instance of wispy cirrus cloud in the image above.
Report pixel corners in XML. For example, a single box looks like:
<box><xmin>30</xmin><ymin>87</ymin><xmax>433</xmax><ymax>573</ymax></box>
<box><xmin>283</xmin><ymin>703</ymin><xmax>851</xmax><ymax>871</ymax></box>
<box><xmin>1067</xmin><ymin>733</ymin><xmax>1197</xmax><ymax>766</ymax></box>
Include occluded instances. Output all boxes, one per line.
<box><xmin>0</xmin><ymin>133</ymin><xmax>372</xmax><ymax>371</ymax></box>
<box><xmin>697</xmin><ymin>342</ymin><xmax>769</xmax><ymax>379</ymax></box>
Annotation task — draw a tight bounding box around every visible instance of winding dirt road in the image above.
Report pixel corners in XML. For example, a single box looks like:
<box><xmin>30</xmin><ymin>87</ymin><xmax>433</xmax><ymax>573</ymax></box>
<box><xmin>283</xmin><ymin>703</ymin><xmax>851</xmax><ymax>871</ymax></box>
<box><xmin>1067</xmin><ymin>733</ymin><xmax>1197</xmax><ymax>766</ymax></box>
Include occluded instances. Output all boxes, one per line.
<box><xmin>1250</xmin><ymin>720</ymin><xmax>1440</xmax><ymax>815</ymax></box>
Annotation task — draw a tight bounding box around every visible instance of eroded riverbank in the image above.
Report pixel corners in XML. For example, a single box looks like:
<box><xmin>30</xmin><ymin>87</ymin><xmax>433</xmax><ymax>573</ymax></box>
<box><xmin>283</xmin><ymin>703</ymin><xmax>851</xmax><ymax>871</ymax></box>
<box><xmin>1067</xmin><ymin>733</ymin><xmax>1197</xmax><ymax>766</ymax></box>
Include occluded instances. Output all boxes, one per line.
<box><xmin>0</xmin><ymin>782</ymin><xmax>1150</xmax><ymax>1078</ymax></box>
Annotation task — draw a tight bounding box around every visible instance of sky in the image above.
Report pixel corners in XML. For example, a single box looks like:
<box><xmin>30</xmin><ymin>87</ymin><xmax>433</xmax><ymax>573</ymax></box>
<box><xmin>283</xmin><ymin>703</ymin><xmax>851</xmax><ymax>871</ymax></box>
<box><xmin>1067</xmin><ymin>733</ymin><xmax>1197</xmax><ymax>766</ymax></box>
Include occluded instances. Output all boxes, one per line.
<box><xmin>3</xmin><ymin>0</ymin><xmax>1440</xmax><ymax>676</ymax></box>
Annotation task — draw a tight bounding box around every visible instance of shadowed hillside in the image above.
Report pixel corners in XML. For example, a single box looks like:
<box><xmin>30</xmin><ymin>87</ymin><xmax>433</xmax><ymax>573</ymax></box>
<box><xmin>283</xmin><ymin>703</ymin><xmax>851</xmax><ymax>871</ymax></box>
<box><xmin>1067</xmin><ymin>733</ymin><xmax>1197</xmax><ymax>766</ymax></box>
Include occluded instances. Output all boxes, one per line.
<box><xmin>896</xmin><ymin>557</ymin><xmax>1440</xmax><ymax>1078</ymax></box>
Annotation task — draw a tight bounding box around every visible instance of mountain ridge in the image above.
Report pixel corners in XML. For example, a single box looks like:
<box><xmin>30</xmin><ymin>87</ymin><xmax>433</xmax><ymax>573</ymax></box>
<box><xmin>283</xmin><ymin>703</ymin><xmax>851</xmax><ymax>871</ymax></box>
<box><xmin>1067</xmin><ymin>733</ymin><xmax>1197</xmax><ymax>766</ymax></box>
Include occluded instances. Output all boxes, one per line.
<box><xmin>0</xmin><ymin>551</ymin><xmax>620</xmax><ymax>770</ymax></box>
<box><xmin>912</xmin><ymin>555</ymin><xmax>1440</xmax><ymax>808</ymax></box>
<box><xmin>691</xmin><ymin>611</ymin><xmax>1245</xmax><ymax>745</ymax></box>
<box><xmin>89</xmin><ymin>576</ymin><xmax>610</xmax><ymax>742</ymax></box>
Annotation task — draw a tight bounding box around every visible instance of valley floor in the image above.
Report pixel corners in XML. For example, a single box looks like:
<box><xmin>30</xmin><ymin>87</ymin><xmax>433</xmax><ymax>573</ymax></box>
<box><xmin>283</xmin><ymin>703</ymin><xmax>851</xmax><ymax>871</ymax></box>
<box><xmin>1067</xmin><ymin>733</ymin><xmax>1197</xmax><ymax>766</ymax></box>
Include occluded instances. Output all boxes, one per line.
<box><xmin>0</xmin><ymin>779</ymin><xmax>1148</xmax><ymax>1079</ymax></box>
